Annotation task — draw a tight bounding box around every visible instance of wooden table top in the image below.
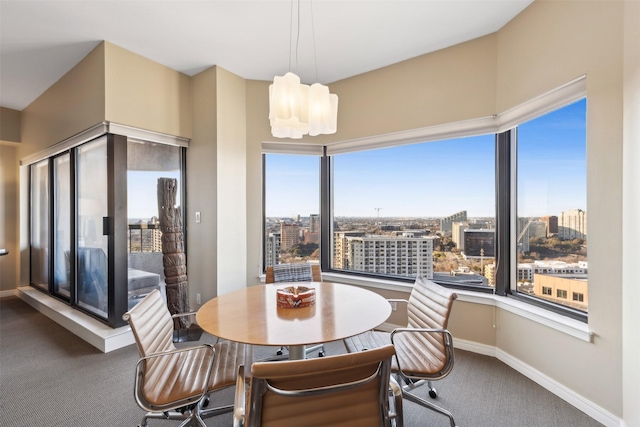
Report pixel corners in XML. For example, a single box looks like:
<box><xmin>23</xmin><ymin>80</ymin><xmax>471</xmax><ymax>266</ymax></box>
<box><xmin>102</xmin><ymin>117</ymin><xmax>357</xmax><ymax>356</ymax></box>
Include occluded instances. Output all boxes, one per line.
<box><xmin>196</xmin><ymin>282</ymin><xmax>392</xmax><ymax>347</ymax></box>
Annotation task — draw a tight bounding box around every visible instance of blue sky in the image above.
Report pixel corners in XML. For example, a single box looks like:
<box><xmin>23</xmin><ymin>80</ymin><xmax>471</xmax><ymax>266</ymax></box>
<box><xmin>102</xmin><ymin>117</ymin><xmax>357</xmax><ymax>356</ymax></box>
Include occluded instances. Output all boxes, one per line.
<box><xmin>265</xmin><ymin>98</ymin><xmax>587</xmax><ymax>219</ymax></box>
<box><xmin>128</xmin><ymin>170</ymin><xmax>181</xmax><ymax>219</ymax></box>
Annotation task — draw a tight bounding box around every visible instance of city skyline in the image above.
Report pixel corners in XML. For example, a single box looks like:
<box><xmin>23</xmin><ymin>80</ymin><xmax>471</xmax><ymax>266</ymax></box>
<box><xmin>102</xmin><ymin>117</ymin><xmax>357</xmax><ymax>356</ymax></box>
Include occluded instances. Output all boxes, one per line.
<box><xmin>266</xmin><ymin>98</ymin><xmax>586</xmax><ymax>219</ymax></box>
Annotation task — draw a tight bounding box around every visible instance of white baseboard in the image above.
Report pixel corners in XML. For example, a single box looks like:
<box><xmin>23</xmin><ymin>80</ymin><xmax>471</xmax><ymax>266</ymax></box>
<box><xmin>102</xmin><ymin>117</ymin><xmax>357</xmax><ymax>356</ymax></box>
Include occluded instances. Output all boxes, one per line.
<box><xmin>16</xmin><ymin>286</ymin><xmax>134</xmax><ymax>353</ymax></box>
<box><xmin>454</xmin><ymin>338</ymin><xmax>623</xmax><ymax>427</ymax></box>
<box><xmin>0</xmin><ymin>289</ymin><xmax>18</xmax><ymax>298</ymax></box>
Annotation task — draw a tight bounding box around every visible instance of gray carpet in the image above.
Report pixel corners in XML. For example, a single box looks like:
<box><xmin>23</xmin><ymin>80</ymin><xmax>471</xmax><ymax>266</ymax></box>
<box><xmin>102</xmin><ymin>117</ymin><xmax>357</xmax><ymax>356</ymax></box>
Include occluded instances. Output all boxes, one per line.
<box><xmin>0</xmin><ymin>296</ymin><xmax>603</xmax><ymax>427</ymax></box>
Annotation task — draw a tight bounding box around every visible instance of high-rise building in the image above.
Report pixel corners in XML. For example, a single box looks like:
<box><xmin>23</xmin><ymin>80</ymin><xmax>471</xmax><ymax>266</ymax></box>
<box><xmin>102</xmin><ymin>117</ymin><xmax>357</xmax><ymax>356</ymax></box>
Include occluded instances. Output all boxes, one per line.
<box><xmin>559</xmin><ymin>209</ymin><xmax>587</xmax><ymax>240</ymax></box>
<box><xmin>334</xmin><ymin>231</ymin><xmax>366</xmax><ymax>269</ymax></box>
<box><xmin>309</xmin><ymin>214</ymin><xmax>320</xmax><ymax>233</ymax></box>
<box><xmin>280</xmin><ymin>222</ymin><xmax>299</xmax><ymax>250</ymax></box>
<box><xmin>540</xmin><ymin>215</ymin><xmax>558</xmax><ymax>235</ymax></box>
<box><xmin>150</xmin><ymin>216</ymin><xmax>162</xmax><ymax>252</ymax></box>
<box><xmin>265</xmin><ymin>232</ymin><xmax>281</xmax><ymax>267</ymax></box>
<box><xmin>451</xmin><ymin>221</ymin><xmax>468</xmax><ymax>251</ymax></box>
<box><xmin>440</xmin><ymin>211</ymin><xmax>467</xmax><ymax>234</ymax></box>
<box><xmin>339</xmin><ymin>234</ymin><xmax>436</xmax><ymax>278</ymax></box>
<box><xmin>463</xmin><ymin>229</ymin><xmax>495</xmax><ymax>257</ymax></box>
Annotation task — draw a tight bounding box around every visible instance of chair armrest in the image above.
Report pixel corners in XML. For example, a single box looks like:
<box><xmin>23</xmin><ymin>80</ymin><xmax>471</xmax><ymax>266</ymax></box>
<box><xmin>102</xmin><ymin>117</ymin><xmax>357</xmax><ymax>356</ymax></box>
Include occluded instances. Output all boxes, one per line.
<box><xmin>134</xmin><ymin>344</ymin><xmax>215</xmax><ymax>412</ymax></box>
<box><xmin>233</xmin><ymin>365</ymin><xmax>246</xmax><ymax>427</ymax></box>
<box><xmin>171</xmin><ymin>311</ymin><xmax>198</xmax><ymax>319</ymax></box>
<box><xmin>386</xmin><ymin>298</ymin><xmax>408</xmax><ymax>305</ymax></box>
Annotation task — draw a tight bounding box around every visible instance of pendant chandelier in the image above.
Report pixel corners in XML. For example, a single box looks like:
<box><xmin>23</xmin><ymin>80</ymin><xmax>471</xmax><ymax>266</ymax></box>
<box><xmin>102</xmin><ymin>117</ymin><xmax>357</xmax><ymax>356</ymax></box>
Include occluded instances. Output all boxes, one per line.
<box><xmin>269</xmin><ymin>1</ymin><xmax>338</xmax><ymax>139</ymax></box>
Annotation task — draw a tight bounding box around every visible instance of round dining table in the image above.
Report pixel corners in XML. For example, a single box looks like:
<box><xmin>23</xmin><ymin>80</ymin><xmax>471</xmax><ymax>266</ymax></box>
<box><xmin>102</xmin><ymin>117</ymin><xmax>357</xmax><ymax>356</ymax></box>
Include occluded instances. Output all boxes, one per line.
<box><xmin>196</xmin><ymin>281</ymin><xmax>392</xmax><ymax>360</ymax></box>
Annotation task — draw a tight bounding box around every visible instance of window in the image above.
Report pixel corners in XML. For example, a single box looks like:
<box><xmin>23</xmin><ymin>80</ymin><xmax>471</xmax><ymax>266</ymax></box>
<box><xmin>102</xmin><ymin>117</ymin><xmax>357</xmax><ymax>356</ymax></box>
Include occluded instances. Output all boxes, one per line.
<box><xmin>330</xmin><ymin>135</ymin><xmax>495</xmax><ymax>285</ymax></box>
<box><xmin>263</xmin><ymin>80</ymin><xmax>587</xmax><ymax>321</ymax></box>
<box><xmin>573</xmin><ymin>292</ymin><xmax>584</xmax><ymax>302</ymax></box>
<box><xmin>30</xmin><ymin>159</ymin><xmax>49</xmax><ymax>291</ymax></box>
<box><xmin>557</xmin><ymin>289</ymin><xmax>568</xmax><ymax>299</ymax></box>
<box><xmin>264</xmin><ymin>154</ymin><xmax>320</xmax><ymax>267</ymax></box>
<box><xmin>516</xmin><ymin>99</ymin><xmax>587</xmax><ymax>312</ymax></box>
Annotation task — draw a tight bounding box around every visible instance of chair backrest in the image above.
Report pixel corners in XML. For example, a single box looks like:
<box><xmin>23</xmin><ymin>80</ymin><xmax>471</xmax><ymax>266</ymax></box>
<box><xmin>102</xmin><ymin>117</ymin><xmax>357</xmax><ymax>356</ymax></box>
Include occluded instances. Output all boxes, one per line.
<box><xmin>246</xmin><ymin>344</ymin><xmax>396</xmax><ymax>427</ymax></box>
<box><xmin>407</xmin><ymin>277</ymin><xmax>457</xmax><ymax>331</ymax></box>
<box><xmin>122</xmin><ymin>289</ymin><xmax>176</xmax><ymax>357</ymax></box>
<box><xmin>393</xmin><ymin>277</ymin><xmax>457</xmax><ymax>377</ymax></box>
<box><xmin>265</xmin><ymin>263</ymin><xmax>322</xmax><ymax>284</ymax></box>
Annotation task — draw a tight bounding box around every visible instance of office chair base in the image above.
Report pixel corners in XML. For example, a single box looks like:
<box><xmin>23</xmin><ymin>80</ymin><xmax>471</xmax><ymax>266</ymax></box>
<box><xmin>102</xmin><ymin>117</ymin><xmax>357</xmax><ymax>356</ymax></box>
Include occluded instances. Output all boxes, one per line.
<box><xmin>403</xmin><ymin>390</ymin><xmax>457</xmax><ymax>427</ymax></box>
<box><xmin>139</xmin><ymin>402</ymin><xmax>233</xmax><ymax>427</ymax></box>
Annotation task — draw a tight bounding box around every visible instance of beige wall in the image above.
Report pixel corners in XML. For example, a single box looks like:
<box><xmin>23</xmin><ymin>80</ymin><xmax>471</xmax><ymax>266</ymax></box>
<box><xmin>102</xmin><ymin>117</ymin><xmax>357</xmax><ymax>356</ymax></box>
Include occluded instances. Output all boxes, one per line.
<box><xmin>19</xmin><ymin>42</ymin><xmax>106</xmax><ymax>159</ymax></box>
<box><xmin>187</xmin><ymin>65</ymin><xmax>248</xmax><ymax>304</ymax></box>
<box><xmin>104</xmin><ymin>42</ymin><xmax>192</xmax><ymax>139</ymax></box>
<box><xmin>245</xmin><ymin>79</ymin><xmax>270</xmax><ymax>285</ymax></box>
<box><xmin>328</xmin><ymin>34</ymin><xmax>497</xmax><ymax>144</ymax></box>
<box><xmin>1</xmin><ymin>107</ymin><xmax>21</xmax><ymax>143</ymax></box>
<box><xmin>496</xmin><ymin>0</ymin><xmax>624</xmax><ymax>416</ymax></box>
<box><xmin>214</xmin><ymin>67</ymin><xmax>247</xmax><ymax>295</ymax></box>
<box><xmin>188</xmin><ymin>67</ymin><xmax>218</xmax><ymax>305</ymax></box>
<box><xmin>622</xmin><ymin>1</ymin><xmax>640</xmax><ymax>425</ymax></box>
<box><xmin>0</xmin><ymin>144</ymin><xmax>19</xmax><ymax>292</ymax></box>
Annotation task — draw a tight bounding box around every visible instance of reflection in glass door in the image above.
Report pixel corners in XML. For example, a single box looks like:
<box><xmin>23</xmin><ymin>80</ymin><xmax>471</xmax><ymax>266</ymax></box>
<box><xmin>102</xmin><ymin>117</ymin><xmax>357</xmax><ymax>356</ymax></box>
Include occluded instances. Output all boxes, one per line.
<box><xmin>30</xmin><ymin>159</ymin><xmax>49</xmax><ymax>290</ymax></box>
<box><xmin>53</xmin><ymin>153</ymin><xmax>71</xmax><ymax>298</ymax></box>
<box><xmin>76</xmin><ymin>137</ymin><xmax>109</xmax><ymax>317</ymax></box>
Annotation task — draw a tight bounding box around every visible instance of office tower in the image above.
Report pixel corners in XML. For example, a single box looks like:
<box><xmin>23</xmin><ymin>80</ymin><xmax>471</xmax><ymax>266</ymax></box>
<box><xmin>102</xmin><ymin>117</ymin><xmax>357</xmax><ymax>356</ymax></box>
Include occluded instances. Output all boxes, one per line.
<box><xmin>540</xmin><ymin>215</ymin><xmax>558</xmax><ymax>235</ymax></box>
<box><xmin>451</xmin><ymin>221</ymin><xmax>468</xmax><ymax>252</ymax></box>
<box><xmin>463</xmin><ymin>229</ymin><xmax>495</xmax><ymax>257</ymax></box>
<box><xmin>334</xmin><ymin>231</ymin><xmax>366</xmax><ymax>269</ymax></box>
<box><xmin>150</xmin><ymin>217</ymin><xmax>163</xmax><ymax>252</ymax></box>
<box><xmin>559</xmin><ymin>209</ymin><xmax>587</xmax><ymax>240</ymax></box>
<box><xmin>440</xmin><ymin>211</ymin><xmax>467</xmax><ymax>234</ymax></box>
<box><xmin>340</xmin><ymin>235</ymin><xmax>436</xmax><ymax>278</ymax></box>
<box><xmin>280</xmin><ymin>222</ymin><xmax>299</xmax><ymax>250</ymax></box>
<box><xmin>265</xmin><ymin>232</ymin><xmax>281</xmax><ymax>267</ymax></box>
<box><xmin>309</xmin><ymin>214</ymin><xmax>320</xmax><ymax>233</ymax></box>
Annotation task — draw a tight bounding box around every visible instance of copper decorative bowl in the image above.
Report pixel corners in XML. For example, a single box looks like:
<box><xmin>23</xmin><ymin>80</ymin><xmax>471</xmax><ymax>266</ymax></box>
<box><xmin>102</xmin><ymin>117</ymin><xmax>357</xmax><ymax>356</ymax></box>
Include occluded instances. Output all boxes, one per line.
<box><xmin>276</xmin><ymin>286</ymin><xmax>316</xmax><ymax>308</ymax></box>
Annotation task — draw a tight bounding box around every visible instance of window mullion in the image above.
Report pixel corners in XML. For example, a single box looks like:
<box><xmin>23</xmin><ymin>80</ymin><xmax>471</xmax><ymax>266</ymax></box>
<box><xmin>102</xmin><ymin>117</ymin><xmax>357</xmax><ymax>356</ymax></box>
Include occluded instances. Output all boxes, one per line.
<box><xmin>495</xmin><ymin>130</ymin><xmax>514</xmax><ymax>296</ymax></box>
<box><xmin>320</xmin><ymin>148</ymin><xmax>332</xmax><ymax>272</ymax></box>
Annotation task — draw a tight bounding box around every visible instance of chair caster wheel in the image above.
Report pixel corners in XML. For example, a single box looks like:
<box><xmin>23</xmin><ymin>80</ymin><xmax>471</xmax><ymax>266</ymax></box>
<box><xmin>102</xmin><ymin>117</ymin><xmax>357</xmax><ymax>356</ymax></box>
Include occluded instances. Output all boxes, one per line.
<box><xmin>202</xmin><ymin>397</ymin><xmax>210</xmax><ymax>408</ymax></box>
<box><xmin>276</xmin><ymin>349</ymin><xmax>284</xmax><ymax>356</ymax></box>
<box><xmin>318</xmin><ymin>351</ymin><xmax>325</xmax><ymax>357</ymax></box>
<box><xmin>429</xmin><ymin>388</ymin><xmax>437</xmax><ymax>398</ymax></box>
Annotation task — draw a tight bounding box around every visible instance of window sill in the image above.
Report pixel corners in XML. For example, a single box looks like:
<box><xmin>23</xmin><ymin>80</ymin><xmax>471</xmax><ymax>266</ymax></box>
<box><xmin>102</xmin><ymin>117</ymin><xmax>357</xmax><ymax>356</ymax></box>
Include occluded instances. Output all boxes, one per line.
<box><xmin>322</xmin><ymin>272</ymin><xmax>593</xmax><ymax>343</ymax></box>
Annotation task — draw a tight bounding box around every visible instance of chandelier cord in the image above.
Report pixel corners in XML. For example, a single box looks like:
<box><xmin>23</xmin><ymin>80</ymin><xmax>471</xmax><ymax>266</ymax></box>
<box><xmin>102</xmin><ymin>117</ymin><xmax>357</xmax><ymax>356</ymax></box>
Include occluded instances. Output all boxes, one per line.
<box><xmin>295</xmin><ymin>0</ymin><xmax>301</xmax><ymax>74</ymax></box>
<box><xmin>288</xmin><ymin>0</ymin><xmax>293</xmax><ymax>72</ymax></box>
<box><xmin>311</xmin><ymin>0</ymin><xmax>318</xmax><ymax>82</ymax></box>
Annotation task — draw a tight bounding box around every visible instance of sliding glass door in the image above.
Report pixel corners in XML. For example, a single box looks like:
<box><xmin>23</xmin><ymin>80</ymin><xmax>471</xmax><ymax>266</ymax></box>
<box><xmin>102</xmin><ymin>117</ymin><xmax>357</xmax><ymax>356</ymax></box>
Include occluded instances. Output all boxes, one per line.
<box><xmin>53</xmin><ymin>153</ymin><xmax>71</xmax><ymax>298</ymax></box>
<box><xmin>76</xmin><ymin>137</ymin><xmax>109</xmax><ymax>318</ymax></box>
<box><xmin>28</xmin><ymin>132</ymin><xmax>186</xmax><ymax>327</ymax></box>
<box><xmin>30</xmin><ymin>159</ymin><xmax>49</xmax><ymax>291</ymax></box>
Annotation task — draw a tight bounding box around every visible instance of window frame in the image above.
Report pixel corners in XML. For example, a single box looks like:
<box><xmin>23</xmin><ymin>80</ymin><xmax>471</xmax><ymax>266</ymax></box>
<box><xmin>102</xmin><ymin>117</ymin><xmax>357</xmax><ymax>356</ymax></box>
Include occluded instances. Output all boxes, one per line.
<box><xmin>262</xmin><ymin>76</ymin><xmax>588</xmax><ymax>323</ymax></box>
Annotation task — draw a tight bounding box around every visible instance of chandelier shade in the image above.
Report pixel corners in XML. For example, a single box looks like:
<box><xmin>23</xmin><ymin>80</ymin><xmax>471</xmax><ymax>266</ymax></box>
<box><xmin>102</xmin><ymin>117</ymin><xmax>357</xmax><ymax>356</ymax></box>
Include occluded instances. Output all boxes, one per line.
<box><xmin>269</xmin><ymin>72</ymin><xmax>338</xmax><ymax>139</ymax></box>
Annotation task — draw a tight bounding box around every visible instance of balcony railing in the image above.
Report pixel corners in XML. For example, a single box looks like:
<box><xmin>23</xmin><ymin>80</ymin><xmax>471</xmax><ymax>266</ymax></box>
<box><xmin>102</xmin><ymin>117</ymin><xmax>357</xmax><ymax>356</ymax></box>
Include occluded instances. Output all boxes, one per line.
<box><xmin>128</xmin><ymin>223</ymin><xmax>163</xmax><ymax>253</ymax></box>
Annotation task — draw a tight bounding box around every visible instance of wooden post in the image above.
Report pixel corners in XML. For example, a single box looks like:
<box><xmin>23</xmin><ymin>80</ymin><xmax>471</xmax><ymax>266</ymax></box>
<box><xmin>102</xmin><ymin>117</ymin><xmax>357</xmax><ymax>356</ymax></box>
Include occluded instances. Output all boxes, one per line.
<box><xmin>157</xmin><ymin>178</ymin><xmax>190</xmax><ymax>329</ymax></box>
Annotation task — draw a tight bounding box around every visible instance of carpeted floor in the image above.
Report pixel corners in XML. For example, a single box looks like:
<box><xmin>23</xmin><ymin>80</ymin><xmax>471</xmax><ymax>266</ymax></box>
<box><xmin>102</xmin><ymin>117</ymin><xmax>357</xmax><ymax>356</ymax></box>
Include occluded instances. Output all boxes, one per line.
<box><xmin>0</xmin><ymin>296</ymin><xmax>603</xmax><ymax>427</ymax></box>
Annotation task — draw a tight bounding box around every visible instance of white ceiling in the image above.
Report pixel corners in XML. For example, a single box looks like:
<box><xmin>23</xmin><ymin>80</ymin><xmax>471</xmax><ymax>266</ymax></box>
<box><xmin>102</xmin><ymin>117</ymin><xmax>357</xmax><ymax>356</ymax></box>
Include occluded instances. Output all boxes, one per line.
<box><xmin>0</xmin><ymin>0</ymin><xmax>533</xmax><ymax>111</ymax></box>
